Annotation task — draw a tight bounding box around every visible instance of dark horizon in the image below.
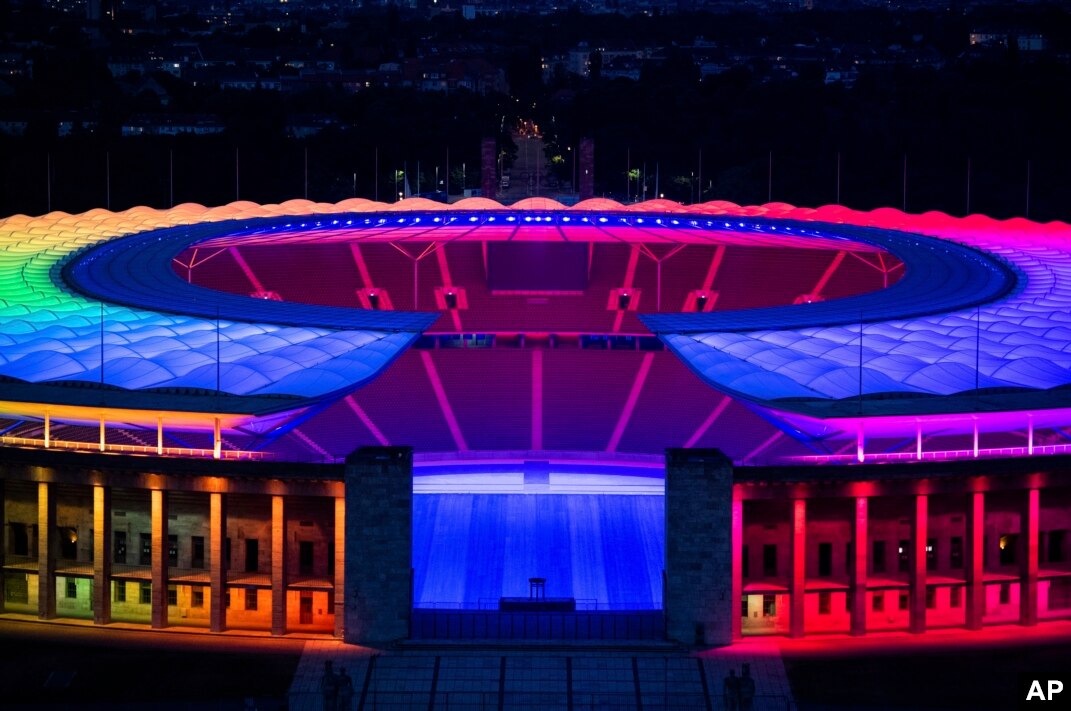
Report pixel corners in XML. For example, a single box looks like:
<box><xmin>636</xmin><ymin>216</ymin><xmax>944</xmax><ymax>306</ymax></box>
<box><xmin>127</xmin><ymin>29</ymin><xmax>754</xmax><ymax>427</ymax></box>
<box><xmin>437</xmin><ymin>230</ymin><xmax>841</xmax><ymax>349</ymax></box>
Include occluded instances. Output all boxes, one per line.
<box><xmin>2</xmin><ymin>1</ymin><xmax>1071</xmax><ymax>219</ymax></box>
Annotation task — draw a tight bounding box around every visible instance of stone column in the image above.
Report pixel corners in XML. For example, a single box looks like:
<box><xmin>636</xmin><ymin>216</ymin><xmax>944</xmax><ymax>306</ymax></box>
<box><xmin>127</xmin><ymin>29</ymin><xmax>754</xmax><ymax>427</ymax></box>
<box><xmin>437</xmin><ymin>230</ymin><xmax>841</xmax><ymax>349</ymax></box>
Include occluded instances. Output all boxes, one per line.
<box><xmin>209</xmin><ymin>492</ymin><xmax>227</xmax><ymax>633</ymax></box>
<box><xmin>333</xmin><ymin>497</ymin><xmax>345</xmax><ymax>639</ymax></box>
<box><xmin>850</xmin><ymin>496</ymin><xmax>868</xmax><ymax>636</ymax></box>
<box><xmin>151</xmin><ymin>489</ymin><xmax>168</xmax><ymax>629</ymax></box>
<box><xmin>93</xmin><ymin>485</ymin><xmax>111</xmax><ymax>625</ymax></box>
<box><xmin>1020</xmin><ymin>488</ymin><xmax>1039</xmax><ymax>627</ymax></box>
<box><xmin>480</xmin><ymin>138</ymin><xmax>497</xmax><ymax>201</ymax></box>
<box><xmin>0</xmin><ymin>478</ymin><xmax>5</xmax><ymax>614</ymax></box>
<box><xmin>789</xmin><ymin>498</ymin><xmax>807</xmax><ymax>638</ymax></box>
<box><xmin>37</xmin><ymin>482</ymin><xmax>55</xmax><ymax>620</ymax></box>
<box><xmin>271</xmin><ymin>494</ymin><xmax>287</xmax><ymax>636</ymax></box>
<box><xmin>579</xmin><ymin>137</ymin><xmax>595</xmax><ymax>201</ymax></box>
<box><xmin>965</xmin><ymin>491</ymin><xmax>985</xmax><ymax>630</ymax></box>
<box><xmin>664</xmin><ymin>449</ymin><xmax>733</xmax><ymax>647</ymax></box>
<box><xmin>731</xmin><ymin>495</ymin><xmax>743</xmax><ymax>642</ymax></box>
<box><xmin>343</xmin><ymin>447</ymin><xmax>413</xmax><ymax>645</ymax></box>
<box><xmin>909</xmin><ymin>494</ymin><xmax>928</xmax><ymax>634</ymax></box>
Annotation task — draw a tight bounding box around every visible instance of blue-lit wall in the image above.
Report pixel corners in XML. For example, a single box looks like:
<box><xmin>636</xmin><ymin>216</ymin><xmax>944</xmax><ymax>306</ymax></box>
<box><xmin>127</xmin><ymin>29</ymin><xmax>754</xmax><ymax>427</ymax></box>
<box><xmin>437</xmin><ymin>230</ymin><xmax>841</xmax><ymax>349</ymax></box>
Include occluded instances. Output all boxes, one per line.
<box><xmin>413</xmin><ymin>493</ymin><xmax>664</xmax><ymax>610</ymax></box>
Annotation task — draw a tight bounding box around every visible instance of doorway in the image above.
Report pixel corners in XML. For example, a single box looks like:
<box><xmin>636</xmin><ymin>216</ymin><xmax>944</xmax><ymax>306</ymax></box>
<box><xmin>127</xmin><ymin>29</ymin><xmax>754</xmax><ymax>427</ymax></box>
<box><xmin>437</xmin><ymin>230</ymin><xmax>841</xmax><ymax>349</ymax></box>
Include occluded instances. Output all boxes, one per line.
<box><xmin>299</xmin><ymin>593</ymin><xmax>313</xmax><ymax>624</ymax></box>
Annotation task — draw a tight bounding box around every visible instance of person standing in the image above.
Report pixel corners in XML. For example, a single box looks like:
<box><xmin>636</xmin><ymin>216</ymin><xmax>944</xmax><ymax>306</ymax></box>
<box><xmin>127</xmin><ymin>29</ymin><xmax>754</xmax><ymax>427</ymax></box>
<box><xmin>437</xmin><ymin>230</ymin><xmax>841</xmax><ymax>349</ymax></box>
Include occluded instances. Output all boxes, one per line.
<box><xmin>739</xmin><ymin>663</ymin><xmax>756</xmax><ymax>711</ymax></box>
<box><xmin>723</xmin><ymin>667</ymin><xmax>740</xmax><ymax>711</ymax></box>
<box><xmin>321</xmin><ymin>660</ymin><xmax>339</xmax><ymax>711</ymax></box>
<box><xmin>337</xmin><ymin>667</ymin><xmax>355</xmax><ymax>711</ymax></box>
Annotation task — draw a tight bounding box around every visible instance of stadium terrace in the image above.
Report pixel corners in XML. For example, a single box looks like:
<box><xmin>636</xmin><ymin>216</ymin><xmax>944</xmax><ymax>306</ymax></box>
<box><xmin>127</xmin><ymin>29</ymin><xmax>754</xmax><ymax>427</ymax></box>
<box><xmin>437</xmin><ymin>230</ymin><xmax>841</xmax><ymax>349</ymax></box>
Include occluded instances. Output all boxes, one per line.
<box><xmin>1</xmin><ymin>197</ymin><xmax>1069</xmax><ymax>644</ymax></box>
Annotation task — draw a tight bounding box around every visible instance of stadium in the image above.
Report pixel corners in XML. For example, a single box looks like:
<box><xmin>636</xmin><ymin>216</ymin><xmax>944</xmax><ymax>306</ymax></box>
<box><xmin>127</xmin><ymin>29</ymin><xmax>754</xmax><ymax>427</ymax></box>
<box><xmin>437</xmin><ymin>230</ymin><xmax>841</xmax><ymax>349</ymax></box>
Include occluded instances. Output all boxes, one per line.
<box><xmin>1</xmin><ymin>195</ymin><xmax>1070</xmax><ymax>646</ymax></box>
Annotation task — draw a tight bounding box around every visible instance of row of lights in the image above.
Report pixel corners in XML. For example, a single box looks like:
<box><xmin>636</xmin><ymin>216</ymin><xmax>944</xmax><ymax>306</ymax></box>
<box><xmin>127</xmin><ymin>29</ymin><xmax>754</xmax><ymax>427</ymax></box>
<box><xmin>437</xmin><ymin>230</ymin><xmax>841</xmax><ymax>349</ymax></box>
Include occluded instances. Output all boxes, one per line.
<box><xmin>252</xmin><ymin>214</ymin><xmax>806</xmax><ymax>233</ymax></box>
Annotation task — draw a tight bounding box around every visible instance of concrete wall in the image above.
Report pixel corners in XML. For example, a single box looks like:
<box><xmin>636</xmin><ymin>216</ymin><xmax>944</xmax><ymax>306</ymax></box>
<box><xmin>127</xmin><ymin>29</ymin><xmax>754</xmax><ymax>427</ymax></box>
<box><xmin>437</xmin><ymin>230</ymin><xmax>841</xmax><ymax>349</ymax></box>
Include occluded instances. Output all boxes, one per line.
<box><xmin>227</xmin><ymin>588</ymin><xmax>272</xmax><ymax>630</ymax></box>
<box><xmin>55</xmin><ymin>576</ymin><xmax>92</xmax><ymax>618</ymax></box>
<box><xmin>343</xmin><ymin>447</ymin><xmax>413</xmax><ymax>645</ymax></box>
<box><xmin>55</xmin><ymin>485</ymin><xmax>93</xmax><ymax>566</ymax></box>
<box><xmin>227</xmin><ymin>494</ymin><xmax>272</xmax><ymax>575</ymax></box>
<box><xmin>284</xmin><ymin>497</ymin><xmax>334</xmax><ymax>580</ymax></box>
<box><xmin>3</xmin><ymin>572</ymin><xmax>39</xmax><ymax>615</ymax></box>
<box><xmin>664</xmin><ymin>448</ymin><xmax>733</xmax><ymax>646</ymax></box>
<box><xmin>286</xmin><ymin>589</ymin><xmax>334</xmax><ymax>633</ymax></box>
<box><xmin>4</xmin><ymin>480</ymin><xmax>37</xmax><ymax>563</ymax></box>
<box><xmin>110</xmin><ymin>580</ymin><xmax>152</xmax><ymax>624</ymax></box>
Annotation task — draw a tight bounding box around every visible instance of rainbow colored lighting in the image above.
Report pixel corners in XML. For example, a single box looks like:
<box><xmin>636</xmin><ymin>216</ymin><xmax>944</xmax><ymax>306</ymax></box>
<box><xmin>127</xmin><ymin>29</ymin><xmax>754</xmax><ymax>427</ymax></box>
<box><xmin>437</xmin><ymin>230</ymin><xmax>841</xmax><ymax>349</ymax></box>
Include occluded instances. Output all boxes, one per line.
<box><xmin>2</xmin><ymin>196</ymin><xmax>1070</xmax><ymax>452</ymax></box>
<box><xmin>0</xmin><ymin>201</ymin><xmax>432</xmax><ymax>414</ymax></box>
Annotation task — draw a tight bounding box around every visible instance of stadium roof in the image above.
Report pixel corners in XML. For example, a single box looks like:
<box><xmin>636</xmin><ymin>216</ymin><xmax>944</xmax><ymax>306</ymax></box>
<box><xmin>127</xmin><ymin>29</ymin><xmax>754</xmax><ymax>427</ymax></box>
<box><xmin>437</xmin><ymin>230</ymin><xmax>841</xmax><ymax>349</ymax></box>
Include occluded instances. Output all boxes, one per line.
<box><xmin>1</xmin><ymin>196</ymin><xmax>1070</xmax><ymax>451</ymax></box>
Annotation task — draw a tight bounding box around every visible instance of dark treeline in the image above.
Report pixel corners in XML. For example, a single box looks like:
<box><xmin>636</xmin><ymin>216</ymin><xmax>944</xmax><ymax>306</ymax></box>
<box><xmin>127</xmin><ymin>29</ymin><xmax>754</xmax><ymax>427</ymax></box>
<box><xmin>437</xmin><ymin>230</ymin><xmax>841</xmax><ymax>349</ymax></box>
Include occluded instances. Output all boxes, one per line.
<box><xmin>0</xmin><ymin>89</ymin><xmax>513</xmax><ymax>215</ymax></box>
<box><xmin>542</xmin><ymin>56</ymin><xmax>1071</xmax><ymax>220</ymax></box>
<box><xmin>3</xmin><ymin>5</ymin><xmax>1071</xmax><ymax>219</ymax></box>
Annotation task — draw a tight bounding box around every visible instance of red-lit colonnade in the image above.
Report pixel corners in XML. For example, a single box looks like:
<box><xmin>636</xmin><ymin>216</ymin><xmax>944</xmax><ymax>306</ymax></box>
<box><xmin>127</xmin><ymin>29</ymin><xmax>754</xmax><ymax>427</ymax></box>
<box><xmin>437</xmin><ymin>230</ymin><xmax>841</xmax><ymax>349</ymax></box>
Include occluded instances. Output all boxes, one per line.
<box><xmin>731</xmin><ymin>462</ymin><xmax>1071</xmax><ymax>639</ymax></box>
<box><xmin>3</xmin><ymin>446</ymin><xmax>1071</xmax><ymax>641</ymax></box>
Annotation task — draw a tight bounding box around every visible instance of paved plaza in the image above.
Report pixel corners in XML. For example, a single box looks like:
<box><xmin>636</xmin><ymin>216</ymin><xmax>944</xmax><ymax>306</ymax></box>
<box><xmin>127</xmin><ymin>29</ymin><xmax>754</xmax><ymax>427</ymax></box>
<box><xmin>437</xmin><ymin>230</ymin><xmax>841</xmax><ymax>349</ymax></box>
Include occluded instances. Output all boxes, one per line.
<box><xmin>288</xmin><ymin>638</ymin><xmax>796</xmax><ymax>710</ymax></box>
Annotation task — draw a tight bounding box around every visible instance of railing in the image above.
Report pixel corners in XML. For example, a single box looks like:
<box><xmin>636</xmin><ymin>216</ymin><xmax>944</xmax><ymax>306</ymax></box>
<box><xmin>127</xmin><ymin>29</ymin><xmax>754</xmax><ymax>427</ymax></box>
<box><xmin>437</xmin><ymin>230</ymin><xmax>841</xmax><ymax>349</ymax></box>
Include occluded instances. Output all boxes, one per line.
<box><xmin>415</xmin><ymin>599</ymin><xmax>653</xmax><ymax>611</ymax></box>
<box><xmin>787</xmin><ymin>442</ymin><xmax>1071</xmax><ymax>465</ymax></box>
<box><xmin>413</xmin><ymin>332</ymin><xmax>667</xmax><ymax>352</ymax></box>
<box><xmin>0</xmin><ymin>435</ymin><xmax>271</xmax><ymax>460</ymax></box>
<box><xmin>289</xmin><ymin>690</ymin><xmax>795</xmax><ymax>711</ymax></box>
<box><xmin>410</xmin><ymin>608</ymin><xmax>665</xmax><ymax>641</ymax></box>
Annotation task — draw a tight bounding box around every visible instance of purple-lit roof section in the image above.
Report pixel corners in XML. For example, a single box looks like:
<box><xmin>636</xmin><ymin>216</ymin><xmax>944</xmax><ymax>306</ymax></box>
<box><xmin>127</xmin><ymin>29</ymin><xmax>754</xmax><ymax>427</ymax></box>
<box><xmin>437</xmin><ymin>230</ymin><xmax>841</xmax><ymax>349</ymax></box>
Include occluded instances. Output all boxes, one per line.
<box><xmin>646</xmin><ymin>205</ymin><xmax>1071</xmax><ymax>431</ymax></box>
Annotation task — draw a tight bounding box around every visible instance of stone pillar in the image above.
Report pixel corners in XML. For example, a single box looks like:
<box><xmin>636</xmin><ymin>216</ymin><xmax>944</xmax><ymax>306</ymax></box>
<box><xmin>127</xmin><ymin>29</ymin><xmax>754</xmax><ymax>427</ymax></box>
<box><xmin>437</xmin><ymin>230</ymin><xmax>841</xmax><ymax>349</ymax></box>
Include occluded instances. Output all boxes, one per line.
<box><xmin>909</xmin><ymin>494</ymin><xmax>927</xmax><ymax>634</ymax></box>
<box><xmin>965</xmin><ymin>491</ymin><xmax>985</xmax><ymax>630</ymax></box>
<box><xmin>151</xmin><ymin>489</ymin><xmax>168</xmax><ymax>629</ymax></box>
<box><xmin>1020</xmin><ymin>488</ymin><xmax>1039</xmax><ymax>627</ymax></box>
<box><xmin>480</xmin><ymin>138</ymin><xmax>496</xmax><ymax>201</ymax></box>
<box><xmin>850</xmin><ymin>496</ymin><xmax>868</xmax><ymax>636</ymax></box>
<box><xmin>789</xmin><ymin>498</ymin><xmax>807</xmax><ymax>638</ymax></box>
<box><xmin>93</xmin><ymin>485</ymin><xmax>111</xmax><ymax>625</ymax></box>
<box><xmin>730</xmin><ymin>495</ymin><xmax>743</xmax><ymax>642</ymax></box>
<box><xmin>344</xmin><ymin>447</ymin><xmax>413</xmax><ymax>645</ymax></box>
<box><xmin>37</xmin><ymin>482</ymin><xmax>56</xmax><ymax>620</ymax></box>
<box><xmin>579</xmin><ymin>137</ymin><xmax>594</xmax><ymax>201</ymax></box>
<box><xmin>209</xmin><ymin>492</ymin><xmax>227</xmax><ymax>633</ymax></box>
<box><xmin>271</xmin><ymin>495</ymin><xmax>287</xmax><ymax>636</ymax></box>
<box><xmin>333</xmin><ymin>497</ymin><xmax>345</xmax><ymax>639</ymax></box>
<box><xmin>0</xmin><ymin>478</ymin><xmax>5</xmax><ymax>614</ymax></box>
<box><xmin>664</xmin><ymin>449</ymin><xmax>733</xmax><ymax>647</ymax></box>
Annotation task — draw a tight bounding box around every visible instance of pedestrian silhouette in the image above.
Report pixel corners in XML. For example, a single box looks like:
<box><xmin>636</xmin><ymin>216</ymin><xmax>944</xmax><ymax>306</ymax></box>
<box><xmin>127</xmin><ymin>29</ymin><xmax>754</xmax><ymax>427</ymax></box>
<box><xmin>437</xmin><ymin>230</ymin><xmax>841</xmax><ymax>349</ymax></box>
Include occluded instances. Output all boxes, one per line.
<box><xmin>337</xmin><ymin>667</ymin><xmax>355</xmax><ymax>711</ymax></box>
<box><xmin>739</xmin><ymin>663</ymin><xmax>756</xmax><ymax>711</ymax></box>
<box><xmin>321</xmin><ymin>660</ymin><xmax>339</xmax><ymax>711</ymax></box>
<box><xmin>723</xmin><ymin>667</ymin><xmax>740</xmax><ymax>711</ymax></box>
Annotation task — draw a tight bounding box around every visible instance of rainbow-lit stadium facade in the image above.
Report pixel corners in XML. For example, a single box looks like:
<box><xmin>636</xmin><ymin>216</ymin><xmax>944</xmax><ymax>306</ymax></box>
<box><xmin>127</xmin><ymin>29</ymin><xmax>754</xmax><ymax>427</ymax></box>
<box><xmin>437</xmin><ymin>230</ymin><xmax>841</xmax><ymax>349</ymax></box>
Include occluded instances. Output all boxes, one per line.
<box><xmin>1</xmin><ymin>197</ymin><xmax>1070</xmax><ymax>643</ymax></box>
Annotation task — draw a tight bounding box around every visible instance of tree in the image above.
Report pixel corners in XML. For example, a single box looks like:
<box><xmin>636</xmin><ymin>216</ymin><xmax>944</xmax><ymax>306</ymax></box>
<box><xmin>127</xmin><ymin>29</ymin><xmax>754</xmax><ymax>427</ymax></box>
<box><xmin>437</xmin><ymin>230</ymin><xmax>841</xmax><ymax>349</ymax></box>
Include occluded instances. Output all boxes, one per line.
<box><xmin>589</xmin><ymin>50</ymin><xmax>603</xmax><ymax>81</ymax></box>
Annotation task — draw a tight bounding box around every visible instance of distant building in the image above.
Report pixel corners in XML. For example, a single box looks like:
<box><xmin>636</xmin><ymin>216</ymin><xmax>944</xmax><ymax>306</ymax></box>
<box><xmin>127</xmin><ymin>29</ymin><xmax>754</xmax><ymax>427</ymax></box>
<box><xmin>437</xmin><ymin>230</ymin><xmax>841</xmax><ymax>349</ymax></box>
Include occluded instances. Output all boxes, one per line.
<box><xmin>107</xmin><ymin>55</ymin><xmax>149</xmax><ymax>78</ymax></box>
<box><xmin>0</xmin><ymin>116</ymin><xmax>29</xmax><ymax>136</ymax></box>
<box><xmin>56</xmin><ymin>113</ymin><xmax>99</xmax><ymax>137</ymax></box>
<box><xmin>285</xmin><ymin>114</ymin><xmax>342</xmax><ymax>138</ymax></box>
<box><xmin>1017</xmin><ymin>34</ymin><xmax>1047</xmax><ymax>52</ymax></box>
<box><xmin>824</xmin><ymin>67</ymin><xmax>859</xmax><ymax>87</ymax></box>
<box><xmin>121</xmin><ymin>114</ymin><xmax>226</xmax><ymax>137</ymax></box>
<box><xmin>970</xmin><ymin>30</ymin><xmax>1047</xmax><ymax>52</ymax></box>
